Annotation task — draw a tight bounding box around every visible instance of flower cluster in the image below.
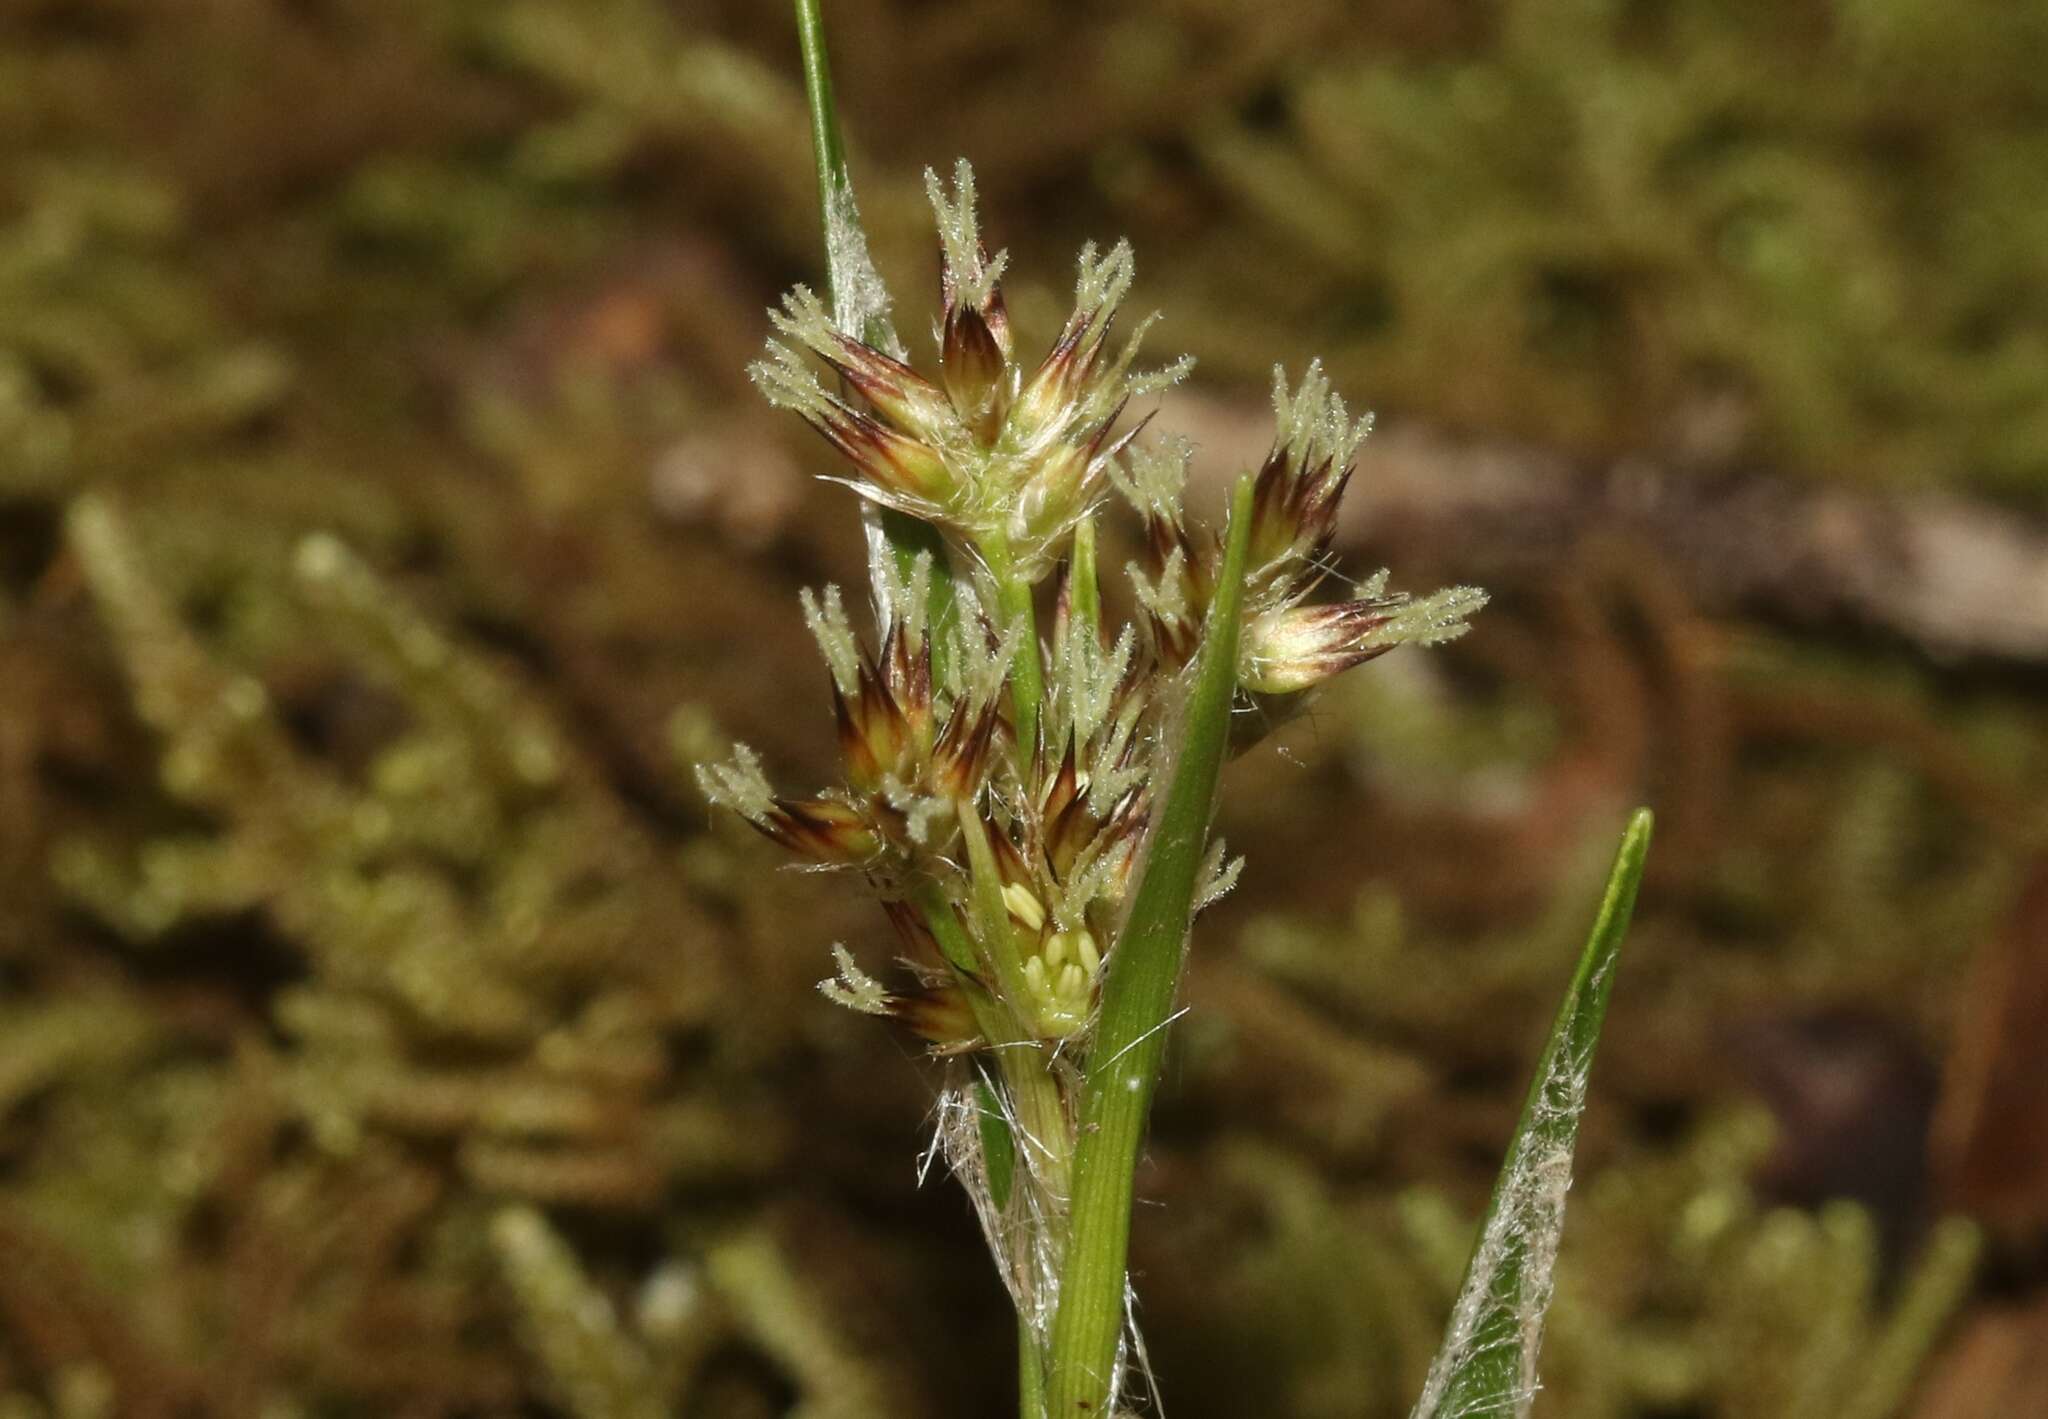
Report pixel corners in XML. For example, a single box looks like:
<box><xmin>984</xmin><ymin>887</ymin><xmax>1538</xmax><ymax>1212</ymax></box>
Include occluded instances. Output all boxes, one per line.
<box><xmin>704</xmin><ymin>159</ymin><xmax>1481</xmax><ymax>1053</ymax></box>
<box><xmin>1122</xmin><ymin>362</ymin><xmax>1487</xmax><ymax>696</ymax></box>
<box><xmin>697</xmin><ymin>162</ymin><xmax>1481</xmax><ymax>1345</ymax></box>
<box><xmin>750</xmin><ymin>163</ymin><xmax>1189</xmax><ymax>584</ymax></box>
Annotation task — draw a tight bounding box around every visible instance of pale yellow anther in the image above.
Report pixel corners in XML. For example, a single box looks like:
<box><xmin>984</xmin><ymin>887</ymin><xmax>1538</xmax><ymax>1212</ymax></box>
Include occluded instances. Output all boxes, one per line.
<box><xmin>1057</xmin><ymin>962</ymin><xmax>1087</xmax><ymax>1001</ymax></box>
<box><xmin>1002</xmin><ymin>881</ymin><xmax>1047</xmax><ymax>932</ymax></box>
<box><xmin>1021</xmin><ymin>941</ymin><xmax>1095</xmax><ymax>1039</ymax></box>
<box><xmin>1043</xmin><ymin>931</ymin><xmax>1071</xmax><ymax>970</ymax></box>
<box><xmin>1074</xmin><ymin>928</ymin><xmax>1102</xmax><ymax>976</ymax></box>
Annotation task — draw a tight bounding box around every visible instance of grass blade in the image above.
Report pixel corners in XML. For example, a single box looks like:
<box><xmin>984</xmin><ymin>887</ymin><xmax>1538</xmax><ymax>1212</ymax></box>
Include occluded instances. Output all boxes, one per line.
<box><xmin>790</xmin><ymin>0</ymin><xmax>958</xmax><ymax>666</ymax></box>
<box><xmin>1044</xmin><ymin>476</ymin><xmax>1258</xmax><ymax>1418</ymax></box>
<box><xmin>1409</xmin><ymin>808</ymin><xmax>1654</xmax><ymax>1419</ymax></box>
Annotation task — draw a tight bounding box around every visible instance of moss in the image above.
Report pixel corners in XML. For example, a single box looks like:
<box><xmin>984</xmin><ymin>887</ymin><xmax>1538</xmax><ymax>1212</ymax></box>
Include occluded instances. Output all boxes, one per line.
<box><xmin>0</xmin><ymin>1</ymin><xmax>2041</xmax><ymax>1413</ymax></box>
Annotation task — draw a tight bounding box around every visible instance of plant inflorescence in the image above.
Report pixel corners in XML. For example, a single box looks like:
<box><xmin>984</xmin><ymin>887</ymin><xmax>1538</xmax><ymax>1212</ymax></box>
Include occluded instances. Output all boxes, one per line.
<box><xmin>693</xmin><ymin>14</ymin><xmax>1669</xmax><ymax>1416</ymax></box>
<box><xmin>699</xmin><ymin>151</ymin><xmax>1484</xmax><ymax>1414</ymax></box>
<box><xmin>691</xmin><ymin>7</ymin><xmax>1677</xmax><ymax>1416</ymax></box>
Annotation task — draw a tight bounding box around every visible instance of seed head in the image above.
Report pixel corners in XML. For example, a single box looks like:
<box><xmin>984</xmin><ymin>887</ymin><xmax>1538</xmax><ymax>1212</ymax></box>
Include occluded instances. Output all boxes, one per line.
<box><xmin>716</xmin><ymin>158</ymin><xmax>1485</xmax><ymax>1063</ymax></box>
<box><xmin>752</xmin><ymin>170</ymin><xmax>1190</xmax><ymax>583</ymax></box>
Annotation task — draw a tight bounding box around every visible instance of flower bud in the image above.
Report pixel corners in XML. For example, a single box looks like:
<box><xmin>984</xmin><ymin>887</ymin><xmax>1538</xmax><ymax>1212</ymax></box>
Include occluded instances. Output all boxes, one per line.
<box><xmin>929</xmin><ymin>697</ymin><xmax>1000</xmax><ymax>801</ymax></box>
<box><xmin>882</xmin><ymin>625</ymin><xmax>935</xmax><ymax>753</ymax></box>
<box><xmin>1130</xmin><ymin>528</ymin><xmax>1215</xmax><ymax>669</ymax></box>
<box><xmin>832</xmin><ymin>680</ymin><xmax>902</xmax><ymax>794</ymax></box>
<box><xmin>833</xmin><ymin>344</ymin><xmax>957</xmax><ymax>446</ymax></box>
<box><xmin>1011</xmin><ymin>442</ymin><xmax>1094</xmax><ymax>545</ymax></box>
<box><xmin>1239</xmin><ymin>602</ymin><xmax>1394</xmax><ymax>695</ymax></box>
<box><xmin>942</xmin><ymin>302</ymin><xmax>1011</xmax><ymax>444</ymax></box>
<box><xmin>751</xmin><ymin>340</ymin><xmax>955</xmax><ymax>515</ymax></box>
<box><xmin>769</xmin><ymin>286</ymin><xmax>956</xmax><ymax>443</ymax></box>
<box><xmin>830</xmin><ymin>624</ymin><xmax>941</xmax><ymax>794</ymax></box>
<box><xmin>929</xmin><ymin>160</ymin><xmax>1015</xmax><ymax>445</ymax></box>
<box><xmin>1248</xmin><ymin>361</ymin><xmax>1370</xmax><ymax>580</ymax></box>
<box><xmin>1248</xmin><ymin>441</ymin><xmax>1349</xmax><ymax>574</ymax></box>
<box><xmin>823</xmin><ymin>412</ymin><xmax>955</xmax><ymax>508</ymax></box>
<box><xmin>1239</xmin><ymin>582</ymin><xmax>1487</xmax><ymax>697</ymax></box>
<box><xmin>760</xmin><ymin>796</ymin><xmax>884</xmax><ymax>863</ymax></box>
<box><xmin>895</xmin><ymin>985</ymin><xmax>978</xmax><ymax>1048</ymax></box>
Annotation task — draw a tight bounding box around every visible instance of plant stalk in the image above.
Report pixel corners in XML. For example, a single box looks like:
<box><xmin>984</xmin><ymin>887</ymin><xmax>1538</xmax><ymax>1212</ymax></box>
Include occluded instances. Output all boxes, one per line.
<box><xmin>1019</xmin><ymin>1317</ymin><xmax>1047</xmax><ymax>1419</ymax></box>
<box><xmin>1066</xmin><ymin>516</ymin><xmax>1101</xmax><ymax>648</ymax></box>
<box><xmin>979</xmin><ymin>532</ymin><xmax>1044</xmax><ymax>772</ymax></box>
<box><xmin>792</xmin><ymin>0</ymin><xmax>959</xmax><ymax>675</ymax></box>
<box><xmin>1043</xmin><ymin>477</ymin><xmax>1257</xmax><ymax>1417</ymax></box>
<box><xmin>953</xmin><ymin>805</ymin><xmax>1071</xmax><ymax>1173</ymax></box>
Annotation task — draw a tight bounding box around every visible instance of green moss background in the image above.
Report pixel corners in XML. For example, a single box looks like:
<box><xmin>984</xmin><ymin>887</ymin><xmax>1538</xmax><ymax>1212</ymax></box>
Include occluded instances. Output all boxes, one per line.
<box><xmin>3</xmin><ymin>1</ymin><xmax>2045</xmax><ymax>1415</ymax></box>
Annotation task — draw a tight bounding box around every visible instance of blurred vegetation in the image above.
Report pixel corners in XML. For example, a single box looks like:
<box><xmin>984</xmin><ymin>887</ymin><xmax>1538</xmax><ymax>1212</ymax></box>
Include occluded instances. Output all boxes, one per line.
<box><xmin>1177</xmin><ymin>0</ymin><xmax>2048</xmax><ymax>489</ymax></box>
<box><xmin>2</xmin><ymin>0</ymin><xmax>2046</xmax><ymax>1415</ymax></box>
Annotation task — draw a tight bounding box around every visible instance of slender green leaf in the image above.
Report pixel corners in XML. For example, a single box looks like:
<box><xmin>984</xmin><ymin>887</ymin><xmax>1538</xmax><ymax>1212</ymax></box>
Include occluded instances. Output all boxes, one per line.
<box><xmin>1044</xmin><ymin>476</ymin><xmax>1258</xmax><ymax>1418</ymax></box>
<box><xmin>790</xmin><ymin>0</ymin><xmax>958</xmax><ymax>670</ymax></box>
<box><xmin>1409</xmin><ymin>808</ymin><xmax>1654</xmax><ymax>1419</ymax></box>
<box><xmin>976</xmin><ymin>1078</ymin><xmax>1018</xmax><ymax>1213</ymax></box>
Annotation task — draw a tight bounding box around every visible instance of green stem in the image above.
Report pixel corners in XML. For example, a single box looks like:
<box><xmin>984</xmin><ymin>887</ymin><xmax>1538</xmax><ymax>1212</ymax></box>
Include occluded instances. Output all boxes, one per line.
<box><xmin>793</xmin><ymin>0</ymin><xmax>849</xmax><ymax>255</ymax></box>
<box><xmin>908</xmin><ymin>875</ymin><xmax>981</xmax><ymax>977</ymax></box>
<box><xmin>999</xmin><ymin>579</ymin><xmax>1043</xmax><ymax>771</ymax></box>
<box><xmin>1044</xmin><ymin>478</ymin><xmax>1257</xmax><ymax>1417</ymax></box>
<box><xmin>920</xmin><ymin>859</ymin><xmax>1072</xmax><ymax>1419</ymax></box>
<box><xmin>1019</xmin><ymin>1317</ymin><xmax>1047</xmax><ymax>1419</ymax></box>
<box><xmin>912</xmin><ymin>865</ymin><xmax>1069</xmax><ymax>1183</ymax></box>
<box><xmin>1002</xmin><ymin>1046</ymin><xmax>1071</xmax><ymax>1190</ymax></box>
<box><xmin>981</xmin><ymin>533</ymin><xmax>1043</xmax><ymax>773</ymax></box>
<box><xmin>1068</xmin><ymin>516</ymin><xmax>1100</xmax><ymax>648</ymax></box>
<box><xmin>791</xmin><ymin>0</ymin><xmax>959</xmax><ymax>678</ymax></box>
<box><xmin>791</xmin><ymin>10</ymin><xmax>1052</xmax><ymax>1416</ymax></box>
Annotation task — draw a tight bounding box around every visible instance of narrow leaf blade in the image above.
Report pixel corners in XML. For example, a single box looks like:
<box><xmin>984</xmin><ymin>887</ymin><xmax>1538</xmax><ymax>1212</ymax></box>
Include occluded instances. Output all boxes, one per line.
<box><xmin>1044</xmin><ymin>476</ymin><xmax>1258</xmax><ymax>1417</ymax></box>
<box><xmin>1410</xmin><ymin>808</ymin><xmax>1654</xmax><ymax>1419</ymax></box>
